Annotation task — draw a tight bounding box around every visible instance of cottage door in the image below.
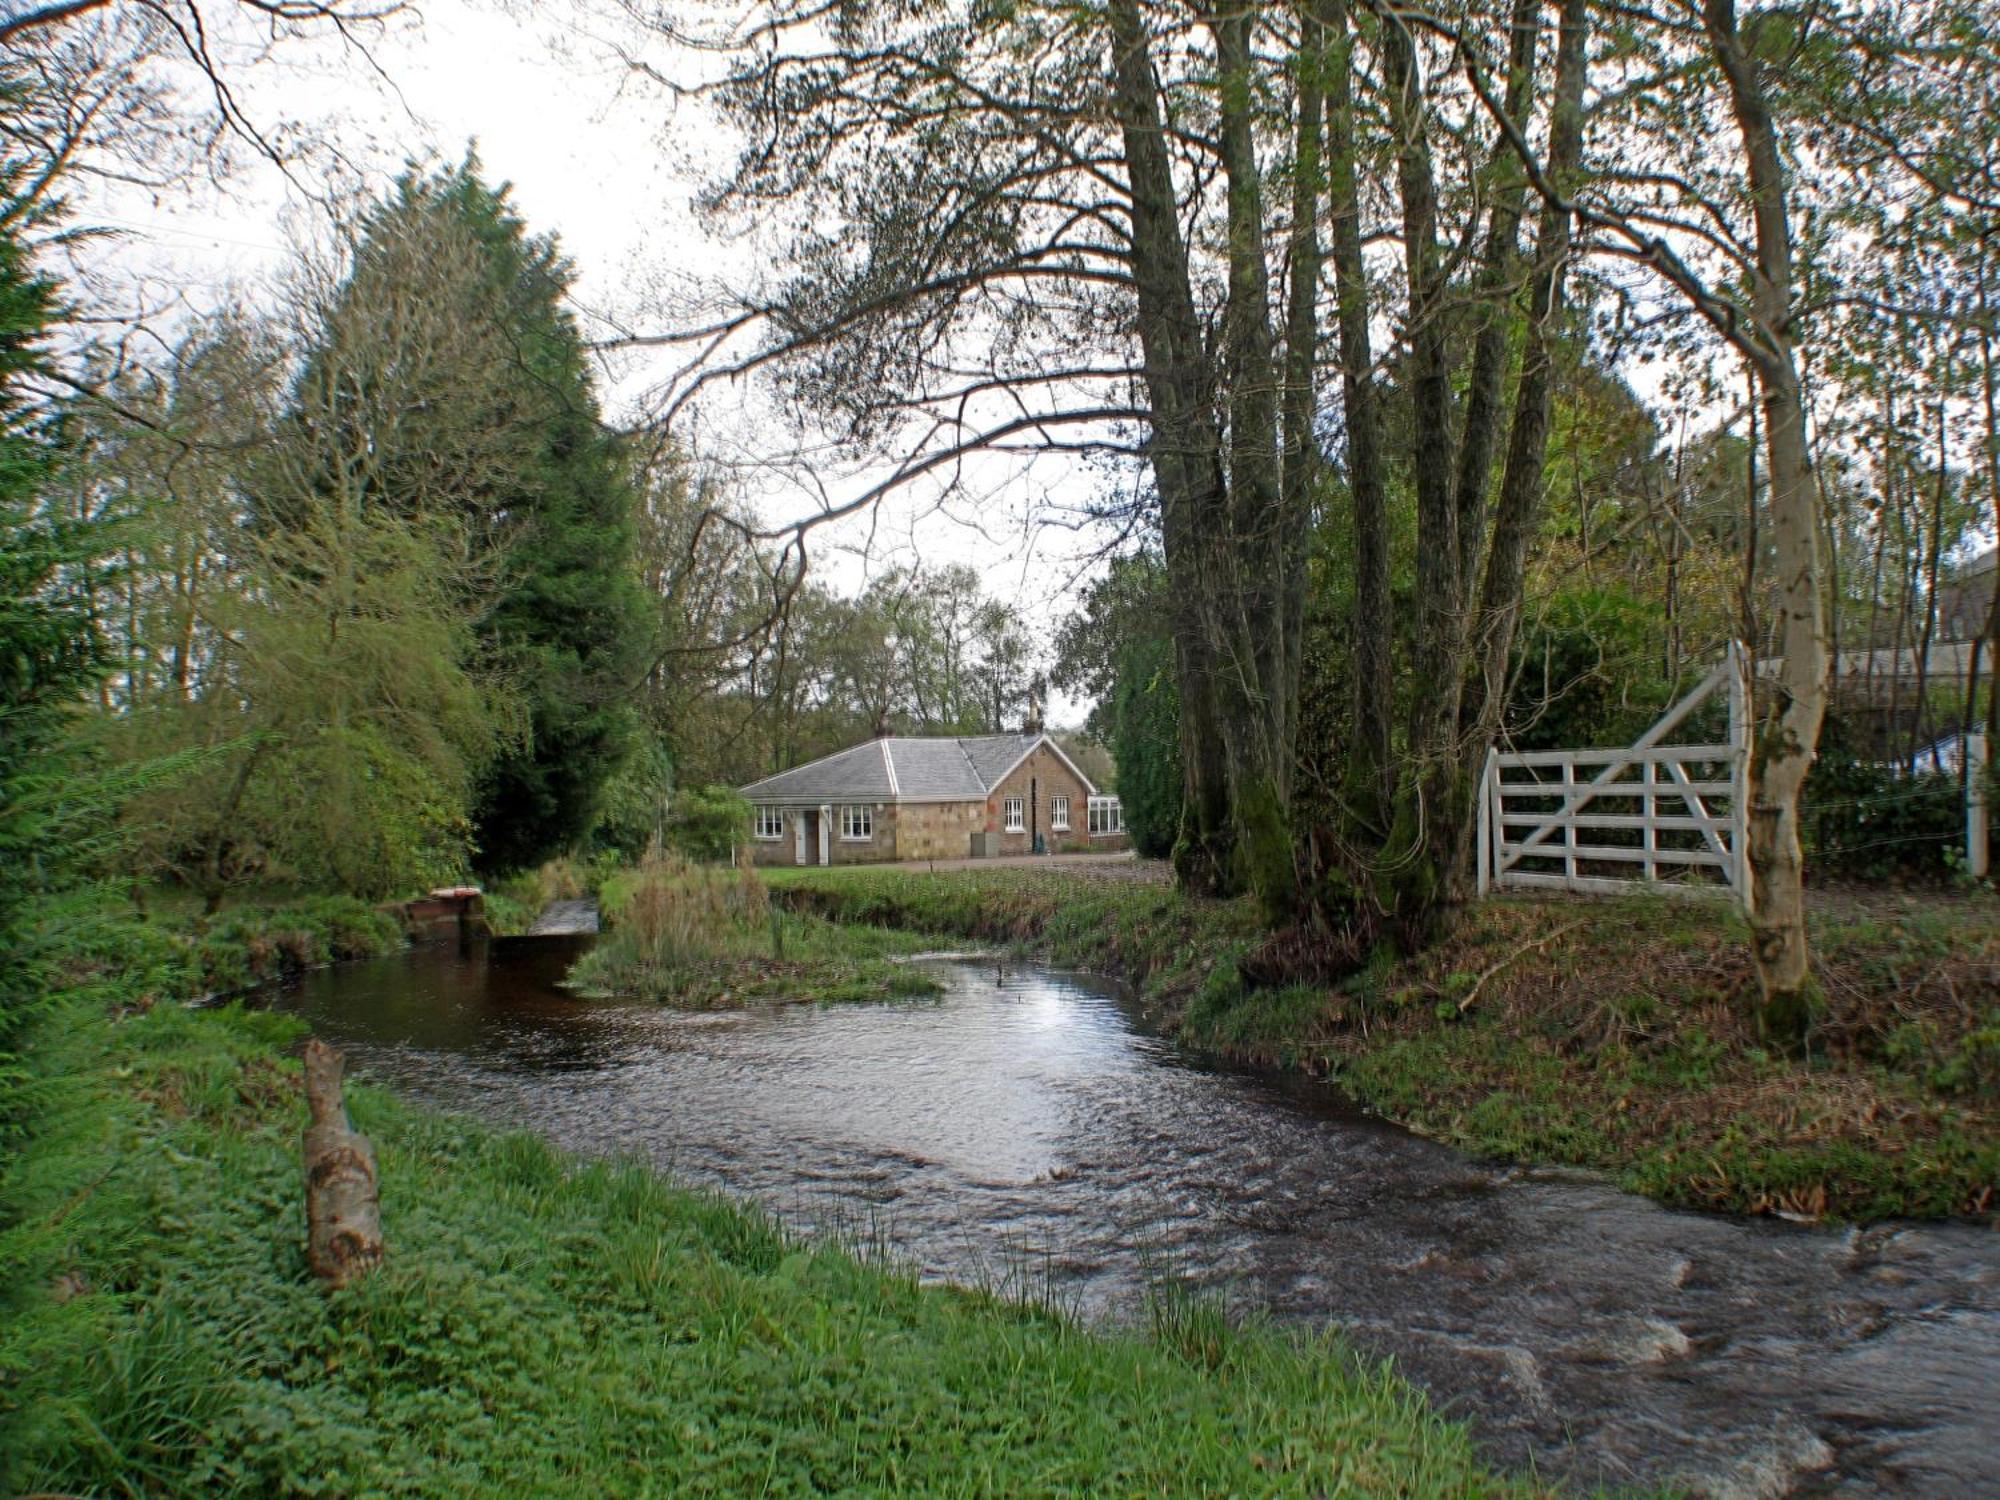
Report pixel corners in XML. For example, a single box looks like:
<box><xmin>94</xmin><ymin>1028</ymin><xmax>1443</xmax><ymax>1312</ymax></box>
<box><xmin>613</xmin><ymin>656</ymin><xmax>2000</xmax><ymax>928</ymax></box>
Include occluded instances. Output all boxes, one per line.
<box><xmin>794</xmin><ymin>813</ymin><xmax>807</xmax><ymax>865</ymax></box>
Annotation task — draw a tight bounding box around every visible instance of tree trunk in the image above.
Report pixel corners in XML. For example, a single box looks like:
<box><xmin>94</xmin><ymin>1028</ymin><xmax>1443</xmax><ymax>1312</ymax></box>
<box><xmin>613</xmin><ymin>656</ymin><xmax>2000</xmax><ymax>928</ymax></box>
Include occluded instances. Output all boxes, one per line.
<box><xmin>303</xmin><ymin>1038</ymin><xmax>384</xmax><ymax>1289</ymax></box>
<box><xmin>1979</xmin><ymin>232</ymin><xmax>2000</xmax><ymax>740</ymax></box>
<box><xmin>1108</xmin><ymin>0</ymin><xmax>1239</xmax><ymax>895</ymax></box>
<box><xmin>1322</xmin><ymin>0</ymin><xmax>1394</xmax><ymax>829</ymax></box>
<box><xmin>1450</xmin><ymin>0</ymin><xmax>1543</xmax><ymax>593</ymax></box>
<box><xmin>1910</xmin><ymin>399</ymin><xmax>1949</xmax><ymax>761</ymax></box>
<box><xmin>1378</xmin><ymin>18</ymin><xmax>1472</xmax><ymax>942</ymax></box>
<box><xmin>1383</xmin><ymin>20</ymin><xmax>1464</xmax><ymax>780</ymax></box>
<box><xmin>1709</xmin><ymin>0</ymin><xmax>1828</xmax><ymax>1041</ymax></box>
<box><xmin>1454</xmin><ymin>0</ymin><xmax>1591</xmax><ymax>898</ymax></box>
<box><xmin>1208</xmin><ymin>5</ymin><xmax>1300</xmax><ymax>915</ymax></box>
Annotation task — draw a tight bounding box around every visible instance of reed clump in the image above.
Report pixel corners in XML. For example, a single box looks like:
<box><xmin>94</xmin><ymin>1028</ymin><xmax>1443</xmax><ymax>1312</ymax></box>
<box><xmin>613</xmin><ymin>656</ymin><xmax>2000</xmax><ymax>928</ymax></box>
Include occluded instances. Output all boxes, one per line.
<box><xmin>569</xmin><ymin>848</ymin><xmax>937</xmax><ymax>1008</ymax></box>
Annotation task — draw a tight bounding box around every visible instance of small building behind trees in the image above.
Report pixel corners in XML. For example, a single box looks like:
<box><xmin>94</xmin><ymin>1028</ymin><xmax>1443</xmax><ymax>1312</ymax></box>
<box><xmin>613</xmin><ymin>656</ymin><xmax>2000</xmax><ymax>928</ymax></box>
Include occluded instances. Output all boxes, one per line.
<box><xmin>740</xmin><ymin>732</ymin><xmax>1124</xmax><ymax>866</ymax></box>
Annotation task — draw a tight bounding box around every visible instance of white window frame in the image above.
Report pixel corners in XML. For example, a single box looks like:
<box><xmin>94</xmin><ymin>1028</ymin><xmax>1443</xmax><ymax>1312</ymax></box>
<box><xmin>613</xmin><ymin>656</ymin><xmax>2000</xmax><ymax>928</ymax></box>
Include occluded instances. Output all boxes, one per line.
<box><xmin>840</xmin><ymin>804</ymin><xmax>873</xmax><ymax>841</ymax></box>
<box><xmin>754</xmin><ymin>807</ymin><xmax>785</xmax><ymax>841</ymax></box>
<box><xmin>1050</xmin><ymin>795</ymin><xmax>1070</xmax><ymax>832</ymax></box>
<box><xmin>1003</xmin><ymin>796</ymin><xmax>1025</xmax><ymax>832</ymax></box>
<box><xmin>1088</xmin><ymin>796</ymin><xmax>1123</xmax><ymax>835</ymax></box>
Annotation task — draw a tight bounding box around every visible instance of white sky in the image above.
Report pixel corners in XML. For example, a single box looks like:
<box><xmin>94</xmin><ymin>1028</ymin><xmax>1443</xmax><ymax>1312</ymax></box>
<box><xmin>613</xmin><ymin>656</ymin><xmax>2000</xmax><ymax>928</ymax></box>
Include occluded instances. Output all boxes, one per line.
<box><xmin>66</xmin><ymin>0</ymin><xmax>1113</xmax><ymax>721</ymax></box>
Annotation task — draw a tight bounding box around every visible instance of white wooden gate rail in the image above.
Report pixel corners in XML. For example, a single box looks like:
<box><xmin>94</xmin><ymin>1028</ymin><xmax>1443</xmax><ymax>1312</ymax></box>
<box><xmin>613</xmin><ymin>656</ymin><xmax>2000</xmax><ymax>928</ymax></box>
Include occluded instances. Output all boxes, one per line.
<box><xmin>1478</xmin><ymin>644</ymin><xmax>1752</xmax><ymax>907</ymax></box>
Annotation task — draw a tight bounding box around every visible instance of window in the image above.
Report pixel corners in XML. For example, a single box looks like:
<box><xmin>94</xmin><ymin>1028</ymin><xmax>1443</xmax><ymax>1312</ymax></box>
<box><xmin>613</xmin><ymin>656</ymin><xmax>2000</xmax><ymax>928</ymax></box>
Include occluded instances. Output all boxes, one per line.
<box><xmin>840</xmin><ymin>805</ymin><xmax>873</xmax><ymax>841</ymax></box>
<box><xmin>1050</xmin><ymin>795</ymin><xmax>1070</xmax><ymax>831</ymax></box>
<box><xmin>754</xmin><ymin>807</ymin><xmax>785</xmax><ymax>841</ymax></box>
<box><xmin>1003</xmin><ymin>796</ymin><xmax>1025</xmax><ymax>832</ymax></box>
<box><xmin>1088</xmin><ymin>796</ymin><xmax>1123</xmax><ymax>835</ymax></box>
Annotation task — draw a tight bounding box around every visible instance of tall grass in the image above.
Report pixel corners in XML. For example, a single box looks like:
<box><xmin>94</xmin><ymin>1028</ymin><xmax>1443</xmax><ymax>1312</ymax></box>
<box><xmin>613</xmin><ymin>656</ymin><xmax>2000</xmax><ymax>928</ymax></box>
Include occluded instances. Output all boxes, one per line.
<box><xmin>571</xmin><ymin>851</ymin><xmax>937</xmax><ymax>1007</ymax></box>
<box><xmin>615</xmin><ymin>847</ymin><xmax>768</xmax><ymax>972</ymax></box>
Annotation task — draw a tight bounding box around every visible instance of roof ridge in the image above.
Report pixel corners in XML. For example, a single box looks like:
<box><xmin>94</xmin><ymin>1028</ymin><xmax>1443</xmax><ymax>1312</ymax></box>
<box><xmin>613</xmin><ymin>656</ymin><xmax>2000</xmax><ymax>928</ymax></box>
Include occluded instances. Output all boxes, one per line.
<box><xmin>879</xmin><ymin>737</ymin><xmax>901</xmax><ymax>797</ymax></box>
<box><xmin>950</xmin><ymin>735</ymin><xmax>986</xmax><ymax>790</ymax></box>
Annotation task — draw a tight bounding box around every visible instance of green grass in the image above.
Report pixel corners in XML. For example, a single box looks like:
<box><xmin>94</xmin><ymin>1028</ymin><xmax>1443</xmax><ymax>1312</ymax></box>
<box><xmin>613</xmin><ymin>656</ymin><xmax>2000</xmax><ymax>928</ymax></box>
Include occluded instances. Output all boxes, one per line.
<box><xmin>773</xmin><ymin>866</ymin><xmax>1999</xmax><ymax>1223</ymax></box>
<box><xmin>0</xmin><ymin>993</ymin><xmax>1532</xmax><ymax>1497</ymax></box>
<box><xmin>64</xmin><ymin>890</ymin><xmax>408</xmax><ymax>1002</ymax></box>
<box><xmin>570</xmin><ymin>858</ymin><xmax>945</xmax><ymax>1007</ymax></box>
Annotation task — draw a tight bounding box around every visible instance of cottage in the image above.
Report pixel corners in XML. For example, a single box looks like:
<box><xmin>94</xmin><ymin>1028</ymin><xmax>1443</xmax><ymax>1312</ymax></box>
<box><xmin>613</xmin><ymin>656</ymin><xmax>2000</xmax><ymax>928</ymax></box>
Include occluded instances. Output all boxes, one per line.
<box><xmin>739</xmin><ymin>732</ymin><xmax>1125</xmax><ymax>866</ymax></box>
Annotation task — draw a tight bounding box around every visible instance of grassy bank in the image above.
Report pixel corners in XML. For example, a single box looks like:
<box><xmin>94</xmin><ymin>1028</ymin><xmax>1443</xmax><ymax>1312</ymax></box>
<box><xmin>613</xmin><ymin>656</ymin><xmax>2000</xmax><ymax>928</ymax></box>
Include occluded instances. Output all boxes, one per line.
<box><xmin>1</xmin><ymin>978</ymin><xmax>1529</xmax><ymax>1495</ymax></box>
<box><xmin>571</xmin><ymin>855</ymin><xmax>944</xmax><ymax>1006</ymax></box>
<box><xmin>73</xmin><ymin>890</ymin><xmax>409</xmax><ymax>1002</ymax></box>
<box><xmin>770</xmin><ymin>866</ymin><xmax>1999</xmax><ymax>1222</ymax></box>
<box><xmin>767</xmin><ymin>863</ymin><xmax>1265</xmax><ymax>1002</ymax></box>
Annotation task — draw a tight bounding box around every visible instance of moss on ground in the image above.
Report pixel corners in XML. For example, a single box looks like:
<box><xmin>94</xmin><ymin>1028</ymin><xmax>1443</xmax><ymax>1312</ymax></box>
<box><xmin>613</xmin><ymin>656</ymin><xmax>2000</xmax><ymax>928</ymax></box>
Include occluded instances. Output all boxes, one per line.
<box><xmin>771</xmin><ymin>865</ymin><xmax>1998</xmax><ymax>1223</ymax></box>
<box><xmin>0</xmin><ymin>933</ymin><xmax>1530</xmax><ymax>1497</ymax></box>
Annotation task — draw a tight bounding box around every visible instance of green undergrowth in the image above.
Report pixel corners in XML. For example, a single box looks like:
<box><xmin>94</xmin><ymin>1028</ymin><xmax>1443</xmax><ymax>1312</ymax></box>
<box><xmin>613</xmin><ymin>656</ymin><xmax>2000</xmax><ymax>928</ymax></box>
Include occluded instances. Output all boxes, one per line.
<box><xmin>1292</xmin><ymin>896</ymin><xmax>2000</xmax><ymax>1222</ymax></box>
<box><xmin>775</xmin><ymin>866</ymin><xmax>1998</xmax><ymax>1223</ymax></box>
<box><xmin>0</xmin><ymin>999</ymin><xmax>1534</xmax><ymax>1497</ymax></box>
<box><xmin>59</xmin><ymin>891</ymin><xmax>408</xmax><ymax>1003</ymax></box>
<box><xmin>570</xmin><ymin>855</ymin><xmax>944</xmax><ymax>1007</ymax></box>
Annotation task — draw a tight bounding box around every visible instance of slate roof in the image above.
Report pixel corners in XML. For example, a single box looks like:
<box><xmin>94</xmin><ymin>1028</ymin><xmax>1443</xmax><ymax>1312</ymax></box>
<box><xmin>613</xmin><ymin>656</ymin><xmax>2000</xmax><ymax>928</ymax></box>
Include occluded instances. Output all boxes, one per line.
<box><xmin>741</xmin><ymin>733</ymin><xmax>1091</xmax><ymax>804</ymax></box>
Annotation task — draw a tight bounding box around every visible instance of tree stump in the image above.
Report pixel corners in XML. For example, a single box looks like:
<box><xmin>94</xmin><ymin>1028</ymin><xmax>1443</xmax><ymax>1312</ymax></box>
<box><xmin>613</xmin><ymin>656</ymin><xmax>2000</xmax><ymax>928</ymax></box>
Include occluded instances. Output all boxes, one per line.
<box><xmin>302</xmin><ymin>1038</ymin><xmax>383</xmax><ymax>1288</ymax></box>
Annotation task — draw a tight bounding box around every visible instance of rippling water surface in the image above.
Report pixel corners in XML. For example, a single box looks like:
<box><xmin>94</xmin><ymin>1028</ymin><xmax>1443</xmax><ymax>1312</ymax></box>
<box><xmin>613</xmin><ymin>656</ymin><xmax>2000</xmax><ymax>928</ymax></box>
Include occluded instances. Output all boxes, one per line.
<box><xmin>275</xmin><ymin>935</ymin><xmax>1999</xmax><ymax>1498</ymax></box>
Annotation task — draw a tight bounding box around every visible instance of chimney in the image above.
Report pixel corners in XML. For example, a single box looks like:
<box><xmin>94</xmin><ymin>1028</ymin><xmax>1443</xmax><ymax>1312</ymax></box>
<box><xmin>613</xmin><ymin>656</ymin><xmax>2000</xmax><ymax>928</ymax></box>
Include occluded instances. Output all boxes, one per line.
<box><xmin>1023</xmin><ymin>686</ymin><xmax>1044</xmax><ymax>736</ymax></box>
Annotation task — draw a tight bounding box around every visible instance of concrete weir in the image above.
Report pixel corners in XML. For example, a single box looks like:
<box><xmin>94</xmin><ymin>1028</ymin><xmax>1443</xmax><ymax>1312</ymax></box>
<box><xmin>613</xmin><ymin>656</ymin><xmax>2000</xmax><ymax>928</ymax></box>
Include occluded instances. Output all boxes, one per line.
<box><xmin>396</xmin><ymin>886</ymin><xmax>489</xmax><ymax>943</ymax></box>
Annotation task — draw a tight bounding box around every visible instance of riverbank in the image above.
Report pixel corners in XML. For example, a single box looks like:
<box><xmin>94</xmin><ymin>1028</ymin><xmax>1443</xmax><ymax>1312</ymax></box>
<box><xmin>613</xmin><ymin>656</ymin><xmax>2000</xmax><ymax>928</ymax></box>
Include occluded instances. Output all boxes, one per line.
<box><xmin>1</xmin><ymin>914</ymin><xmax>1528</xmax><ymax>1497</ymax></box>
<box><xmin>74</xmin><ymin>890</ymin><xmax>412</xmax><ymax>1000</ymax></box>
<box><xmin>769</xmin><ymin>866</ymin><xmax>1999</xmax><ymax>1222</ymax></box>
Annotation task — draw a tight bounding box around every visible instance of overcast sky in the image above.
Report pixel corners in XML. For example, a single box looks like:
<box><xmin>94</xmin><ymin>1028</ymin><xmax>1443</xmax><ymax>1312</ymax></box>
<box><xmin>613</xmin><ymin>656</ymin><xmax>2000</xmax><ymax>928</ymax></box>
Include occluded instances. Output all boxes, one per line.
<box><xmin>69</xmin><ymin>0</ymin><xmax>1113</xmax><ymax>720</ymax></box>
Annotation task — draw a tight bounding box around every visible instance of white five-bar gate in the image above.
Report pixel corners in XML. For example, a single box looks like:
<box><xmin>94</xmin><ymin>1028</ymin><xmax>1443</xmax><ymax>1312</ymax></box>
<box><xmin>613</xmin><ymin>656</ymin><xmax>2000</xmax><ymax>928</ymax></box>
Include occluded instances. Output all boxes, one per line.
<box><xmin>1478</xmin><ymin>643</ymin><xmax>1752</xmax><ymax>907</ymax></box>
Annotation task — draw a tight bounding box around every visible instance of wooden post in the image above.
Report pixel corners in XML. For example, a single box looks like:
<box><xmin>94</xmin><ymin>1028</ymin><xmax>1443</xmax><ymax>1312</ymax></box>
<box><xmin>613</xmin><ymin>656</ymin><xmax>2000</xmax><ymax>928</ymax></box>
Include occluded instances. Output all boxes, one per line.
<box><xmin>303</xmin><ymin>1039</ymin><xmax>383</xmax><ymax>1289</ymax></box>
<box><xmin>1642</xmin><ymin>757</ymin><xmax>1658</xmax><ymax>882</ymax></box>
<box><xmin>1562</xmin><ymin>758</ymin><xmax>1578</xmax><ymax>886</ymax></box>
<box><xmin>1477</xmin><ymin>749</ymin><xmax>1495</xmax><ymax>897</ymax></box>
<box><xmin>1729</xmin><ymin>641</ymin><xmax>1753</xmax><ymax>911</ymax></box>
<box><xmin>1969</xmin><ymin>732</ymin><xmax>1990</xmax><ymax>880</ymax></box>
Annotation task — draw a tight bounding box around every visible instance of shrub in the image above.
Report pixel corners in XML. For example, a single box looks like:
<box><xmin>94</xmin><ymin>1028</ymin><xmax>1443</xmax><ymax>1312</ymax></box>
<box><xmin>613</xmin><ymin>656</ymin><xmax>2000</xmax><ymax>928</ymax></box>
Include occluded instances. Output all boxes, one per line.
<box><xmin>1803</xmin><ymin>752</ymin><xmax>1968</xmax><ymax>883</ymax></box>
<box><xmin>666</xmin><ymin>784</ymin><xmax>752</xmax><ymax>863</ymax></box>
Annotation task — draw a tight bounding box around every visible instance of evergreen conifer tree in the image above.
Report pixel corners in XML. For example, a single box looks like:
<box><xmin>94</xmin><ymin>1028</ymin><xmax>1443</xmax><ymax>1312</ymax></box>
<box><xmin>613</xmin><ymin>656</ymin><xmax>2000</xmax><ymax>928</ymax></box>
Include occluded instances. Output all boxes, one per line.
<box><xmin>0</xmin><ymin>121</ymin><xmax>96</xmax><ymax>1131</ymax></box>
<box><xmin>299</xmin><ymin>160</ymin><xmax>650</xmax><ymax>873</ymax></box>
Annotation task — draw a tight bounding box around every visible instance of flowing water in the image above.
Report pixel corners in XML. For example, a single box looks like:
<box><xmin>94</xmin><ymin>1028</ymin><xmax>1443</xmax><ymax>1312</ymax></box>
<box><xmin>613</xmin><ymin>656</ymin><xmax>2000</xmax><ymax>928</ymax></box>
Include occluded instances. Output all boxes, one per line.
<box><xmin>272</xmin><ymin>935</ymin><xmax>1999</xmax><ymax>1498</ymax></box>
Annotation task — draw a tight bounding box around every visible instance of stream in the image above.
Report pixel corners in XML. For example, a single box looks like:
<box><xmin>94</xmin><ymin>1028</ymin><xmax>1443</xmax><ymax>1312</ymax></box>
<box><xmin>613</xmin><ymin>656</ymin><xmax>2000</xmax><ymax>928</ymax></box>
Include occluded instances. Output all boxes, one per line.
<box><xmin>271</xmin><ymin>933</ymin><xmax>1999</xmax><ymax>1498</ymax></box>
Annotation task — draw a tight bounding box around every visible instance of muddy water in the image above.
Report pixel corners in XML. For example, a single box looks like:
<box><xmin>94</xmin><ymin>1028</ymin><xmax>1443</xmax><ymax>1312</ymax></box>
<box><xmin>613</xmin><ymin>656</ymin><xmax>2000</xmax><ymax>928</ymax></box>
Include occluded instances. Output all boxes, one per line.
<box><xmin>274</xmin><ymin>936</ymin><xmax>1999</xmax><ymax>1498</ymax></box>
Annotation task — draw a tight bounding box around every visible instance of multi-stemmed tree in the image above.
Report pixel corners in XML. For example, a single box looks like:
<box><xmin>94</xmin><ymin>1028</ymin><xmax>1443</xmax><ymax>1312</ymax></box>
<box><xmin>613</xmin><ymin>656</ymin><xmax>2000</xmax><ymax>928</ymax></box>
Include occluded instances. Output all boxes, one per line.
<box><xmin>618</xmin><ymin>0</ymin><xmax>1591</xmax><ymax>945</ymax></box>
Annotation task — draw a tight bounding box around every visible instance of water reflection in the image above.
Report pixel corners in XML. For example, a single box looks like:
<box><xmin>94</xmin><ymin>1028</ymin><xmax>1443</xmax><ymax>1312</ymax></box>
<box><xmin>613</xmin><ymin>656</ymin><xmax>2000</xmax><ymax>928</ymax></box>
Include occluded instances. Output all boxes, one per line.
<box><xmin>273</xmin><ymin>937</ymin><xmax>2000</xmax><ymax>1498</ymax></box>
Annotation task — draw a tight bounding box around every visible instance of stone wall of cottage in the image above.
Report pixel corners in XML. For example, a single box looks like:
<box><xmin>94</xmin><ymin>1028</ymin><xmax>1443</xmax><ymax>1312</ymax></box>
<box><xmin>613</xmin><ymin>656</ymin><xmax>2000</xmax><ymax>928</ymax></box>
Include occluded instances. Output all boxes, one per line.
<box><xmin>746</xmin><ymin>803</ymin><xmax>903</xmax><ymax>866</ymax></box>
<box><xmin>984</xmin><ymin>743</ymin><xmax>1126</xmax><ymax>854</ymax></box>
<box><xmin>893</xmin><ymin>800</ymin><xmax>987</xmax><ymax>860</ymax></box>
<box><xmin>831</xmin><ymin>802</ymin><xmax>897</xmax><ymax>864</ymax></box>
<box><xmin>746</xmin><ymin>808</ymin><xmax>800</xmax><ymax>867</ymax></box>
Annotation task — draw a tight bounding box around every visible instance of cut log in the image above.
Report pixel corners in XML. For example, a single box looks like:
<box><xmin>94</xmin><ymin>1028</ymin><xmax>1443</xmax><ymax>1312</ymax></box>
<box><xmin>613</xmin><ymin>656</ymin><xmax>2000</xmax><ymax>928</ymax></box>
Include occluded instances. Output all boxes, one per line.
<box><xmin>302</xmin><ymin>1038</ymin><xmax>383</xmax><ymax>1289</ymax></box>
